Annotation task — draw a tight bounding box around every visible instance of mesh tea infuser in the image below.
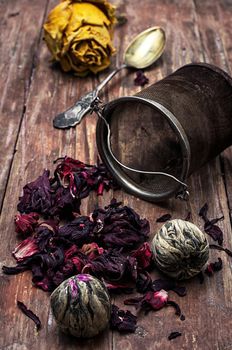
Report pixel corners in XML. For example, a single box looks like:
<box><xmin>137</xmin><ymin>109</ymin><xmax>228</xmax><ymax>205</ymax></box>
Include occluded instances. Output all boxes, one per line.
<box><xmin>96</xmin><ymin>63</ymin><xmax>232</xmax><ymax>201</ymax></box>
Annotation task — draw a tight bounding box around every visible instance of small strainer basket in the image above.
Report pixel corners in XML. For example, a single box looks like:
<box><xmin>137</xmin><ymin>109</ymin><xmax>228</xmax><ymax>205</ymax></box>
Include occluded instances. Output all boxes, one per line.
<box><xmin>96</xmin><ymin>63</ymin><xmax>232</xmax><ymax>201</ymax></box>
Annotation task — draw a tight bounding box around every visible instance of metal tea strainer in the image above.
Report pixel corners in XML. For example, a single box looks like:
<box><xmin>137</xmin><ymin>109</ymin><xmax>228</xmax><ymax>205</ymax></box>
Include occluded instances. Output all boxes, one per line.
<box><xmin>96</xmin><ymin>63</ymin><xmax>232</xmax><ymax>201</ymax></box>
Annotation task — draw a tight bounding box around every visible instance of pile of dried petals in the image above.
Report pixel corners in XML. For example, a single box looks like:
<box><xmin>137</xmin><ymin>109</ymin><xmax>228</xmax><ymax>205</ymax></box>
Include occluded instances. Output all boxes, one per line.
<box><xmin>3</xmin><ymin>199</ymin><xmax>150</xmax><ymax>293</ymax></box>
<box><xmin>4</xmin><ymin>162</ymin><xmax>232</xmax><ymax>336</ymax></box>
<box><xmin>17</xmin><ymin>156</ymin><xmax>118</xmax><ymax>219</ymax></box>
<box><xmin>3</xmin><ymin>156</ymin><xmax>189</xmax><ymax>334</ymax></box>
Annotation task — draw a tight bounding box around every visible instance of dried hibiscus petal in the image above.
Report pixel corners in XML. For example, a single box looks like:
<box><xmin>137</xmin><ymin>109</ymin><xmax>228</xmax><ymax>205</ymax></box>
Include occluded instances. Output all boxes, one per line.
<box><xmin>110</xmin><ymin>304</ymin><xmax>137</xmax><ymax>333</ymax></box>
<box><xmin>2</xmin><ymin>263</ymin><xmax>29</xmax><ymax>275</ymax></box>
<box><xmin>53</xmin><ymin>156</ymin><xmax>118</xmax><ymax>199</ymax></box>
<box><xmin>136</xmin><ymin>271</ymin><xmax>152</xmax><ymax>293</ymax></box>
<box><xmin>82</xmin><ymin>249</ymin><xmax>137</xmax><ymax>285</ymax></box>
<box><xmin>81</xmin><ymin>243</ymin><xmax>104</xmax><ymax>260</ymax></box>
<box><xmin>49</xmin><ymin>186</ymin><xmax>81</xmax><ymax>219</ymax></box>
<box><xmin>58</xmin><ymin>216</ymin><xmax>93</xmax><ymax>246</ymax></box>
<box><xmin>12</xmin><ymin>238</ymin><xmax>39</xmax><ymax>262</ymax></box>
<box><xmin>156</xmin><ymin>213</ymin><xmax>172</xmax><ymax>223</ymax></box>
<box><xmin>204</xmin><ymin>223</ymin><xmax>223</xmax><ymax>246</ymax></box>
<box><xmin>199</xmin><ymin>203</ymin><xmax>208</xmax><ymax>220</ymax></box>
<box><xmin>91</xmin><ymin>199</ymin><xmax>150</xmax><ymax>250</ymax></box>
<box><xmin>124</xmin><ymin>290</ymin><xmax>168</xmax><ymax>313</ymax></box>
<box><xmin>168</xmin><ymin>331</ymin><xmax>182</xmax><ymax>340</ymax></box>
<box><xmin>152</xmin><ymin>279</ymin><xmax>187</xmax><ymax>297</ymax></box>
<box><xmin>209</xmin><ymin>244</ymin><xmax>232</xmax><ymax>257</ymax></box>
<box><xmin>105</xmin><ymin>282</ymin><xmax>134</xmax><ymax>294</ymax></box>
<box><xmin>199</xmin><ymin>203</ymin><xmax>224</xmax><ymax>245</ymax></box>
<box><xmin>184</xmin><ymin>212</ymin><xmax>191</xmax><ymax>221</ymax></box>
<box><xmin>205</xmin><ymin>257</ymin><xmax>223</xmax><ymax>276</ymax></box>
<box><xmin>167</xmin><ymin>300</ymin><xmax>184</xmax><ymax>320</ymax></box>
<box><xmin>131</xmin><ymin>243</ymin><xmax>153</xmax><ymax>269</ymax></box>
<box><xmin>15</xmin><ymin>213</ymin><xmax>39</xmax><ymax>237</ymax></box>
<box><xmin>17</xmin><ymin>170</ymin><xmax>52</xmax><ymax>215</ymax></box>
<box><xmin>17</xmin><ymin>301</ymin><xmax>41</xmax><ymax>331</ymax></box>
<box><xmin>134</xmin><ymin>70</ymin><xmax>149</xmax><ymax>87</ymax></box>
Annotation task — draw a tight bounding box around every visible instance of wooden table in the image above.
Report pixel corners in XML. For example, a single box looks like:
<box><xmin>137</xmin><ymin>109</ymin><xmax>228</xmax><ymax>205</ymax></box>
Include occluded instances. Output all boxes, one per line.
<box><xmin>1</xmin><ymin>0</ymin><xmax>232</xmax><ymax>349</ymax></box>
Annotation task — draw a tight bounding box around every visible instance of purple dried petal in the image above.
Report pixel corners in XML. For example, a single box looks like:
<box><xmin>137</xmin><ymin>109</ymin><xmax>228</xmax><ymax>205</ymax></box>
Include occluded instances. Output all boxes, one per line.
<box><xmin>211</xmin><ymin>257</ymin><xmax>223</xmax><ymax>271</ymax></box>
<box><xmin>136</xmin><ymin>271</ymin><xmax>152</xmax><ymax>293</ymax></box>
<box><xmin>91</xmin><ymin>200</ymin><xmax>150</xmax><ymax>250</ymax></box>
<box><xmin>110</xmin><ymin>304</ymin><xmax>137</xmax><ymax>333</ymax></box>
<box><xmin>199</xmin><ymin>203</ymin><xmax>208</xmax><ymax>220</ymax></box>
<box><xmin>205</xmin><ymin>258</ymin><xmax>223</xmax><ymax>276</ymax></box>
<box><xmin>17</xmin><ymin>301</ymin><xmax>41</xmax><ymax>331</ymax></box>
<box><xmin>17</xmin><ymin>170</ymin><xmax>52</xmax><ymax>215</ymax></box>
<box><xmin>168</xmin><ymin>332</ymin><xmax>182</xmax><ymax>340</ymax></box>
<box><xmin>204</xmin><ymin>216</ymin><xmax>224</xmax><ymax>229</ymax></box>
<box><xmin>134</xmin><ymin>70</ymin><xmax>149</xmax><ymax>87</ymax></box>
<box><xmin>2</xmin><ymin>263</ymin><xmax>29</xmax><ymax>275</ymax></box>
<box><xmin>105</xmin><ymin>282</ymin><xmax>134</xmax><ymax>294</ymax></box>
<box><xmin>199</xmin><ymin>204</ymin><xmax>224</xmax><ymax>245</ymax></box>
<box><xmin>184</xmin><ymin>212</ymin><xmax>191</xmax><ymax>221</ymax></box>
<box><xmin>167</xmin><ymin>300</ymin><xmax>184</xmax><ymax>320</ymax></box>
<box><xmin>49</xmin><ymin>187</ymin><xmax>81</xmax><ymax>219</ymax></box>
<box><xmin>156</xmin><ymin>213</ymin><xmax>172</xmax><ymax>223</ymax></box>
<box><xmin>152</xmin><ymin>279</ymin><xmax>187</xmax><ymax>297</ymax></box>
<box><xmin>82</xmin><ymin>249</ymin><xmax>137</xmax><ymax>284</ymax></box>
<box><xmin>204</xmin><ymin>223</ymin><xmax>223</xmax><ymax>246</ymax></box>
<box><xmin>209</xmin><ymin>244</ymin><xmax>232</xmax><ymax>257</ymax></box>
<box><xmin>58</xmin><ymin>216</ymin><xmax>93</xmax><ymax>246</ymax></box>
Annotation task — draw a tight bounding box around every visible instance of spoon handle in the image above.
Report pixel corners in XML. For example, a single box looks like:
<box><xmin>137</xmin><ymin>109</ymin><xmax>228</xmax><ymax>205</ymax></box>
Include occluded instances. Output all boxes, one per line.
<box><xmin>96</xmin><ymin>64</ymin><xmax>127</xmax><ymax>93</ymax></box>
<box><xmin>53</xmin><ymin>64</ymin><xmax>127</xmax><ymax>129</ymax></box>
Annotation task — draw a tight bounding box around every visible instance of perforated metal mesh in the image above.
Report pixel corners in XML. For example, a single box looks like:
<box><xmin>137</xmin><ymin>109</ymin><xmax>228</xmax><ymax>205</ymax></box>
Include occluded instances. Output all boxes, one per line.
<box><xmin>96</xmin><ymin>63</ymin><xmax>232</xmax><ymax>201</ymax></box>
<box><xmin>109</xmin><ymin>100</ymin><xmax>184</xmax><ymax>195</ymax></box>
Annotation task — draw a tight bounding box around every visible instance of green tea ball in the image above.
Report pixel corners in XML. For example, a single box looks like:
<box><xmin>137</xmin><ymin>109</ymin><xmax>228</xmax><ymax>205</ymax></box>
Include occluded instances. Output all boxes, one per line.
<box><xmin>151</xmin><ymin>219</ymin><xmax>209</xmax><ymax>280</ymax></box>
<box><xmin>50</xmin><ymin>274</ymin><xmax>111</xmax><ymax>338</ymax></box>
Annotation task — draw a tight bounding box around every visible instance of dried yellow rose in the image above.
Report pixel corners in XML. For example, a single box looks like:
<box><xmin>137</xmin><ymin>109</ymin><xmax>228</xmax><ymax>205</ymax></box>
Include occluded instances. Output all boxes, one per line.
<box><xmin>43</xmin><ymin>0</ymin><xmax>116</xmax><ymax>76</ymax></box>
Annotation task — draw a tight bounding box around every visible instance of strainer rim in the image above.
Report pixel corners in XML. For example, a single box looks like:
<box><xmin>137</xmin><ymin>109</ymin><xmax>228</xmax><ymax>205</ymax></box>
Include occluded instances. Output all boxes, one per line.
<box><xmin>96</xmin><ymin>96</ymin><xmax>191</xmax><ymax>202</ymax></box>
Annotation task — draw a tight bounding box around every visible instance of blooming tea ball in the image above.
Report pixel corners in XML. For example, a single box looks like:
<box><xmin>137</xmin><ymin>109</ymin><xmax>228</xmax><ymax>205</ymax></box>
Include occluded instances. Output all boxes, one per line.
<box><xmin>151</xmin><ymin>219</ymin><xmax>209</xmax><ymax>280</ymax></box>
<box><xmin>50</xmin><ymin>274</ymin><xmax>111</xmax><ymax>338</ymax></box>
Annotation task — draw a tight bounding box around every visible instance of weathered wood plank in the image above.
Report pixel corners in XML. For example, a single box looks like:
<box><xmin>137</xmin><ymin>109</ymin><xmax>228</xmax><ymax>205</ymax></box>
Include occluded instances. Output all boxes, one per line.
<box><xmin>0</xmin><ymin>0</ymin><xmax>123</xmax><ymax>349</ymax></box>
<box><xmin>0</xmin><ymin>0</ymin><xmax>49</xmax><ymax>211</ymax></box>
<box><xmin>0</xmin><ymin>0</ymin><xmax>232</xmax><ymax>349</ymax></box>
<box><xmin>111</xmin><ymin>0</ymin><xmax>232</xmax><ymax>349</ymax></box>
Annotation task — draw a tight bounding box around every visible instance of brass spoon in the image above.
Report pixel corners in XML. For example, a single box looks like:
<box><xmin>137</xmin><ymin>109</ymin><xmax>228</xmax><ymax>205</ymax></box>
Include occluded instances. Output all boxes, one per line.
<box><xmin>53</xmin><ymin>26</ymin><xmax>166</xmax><ymax>129</ymax></box>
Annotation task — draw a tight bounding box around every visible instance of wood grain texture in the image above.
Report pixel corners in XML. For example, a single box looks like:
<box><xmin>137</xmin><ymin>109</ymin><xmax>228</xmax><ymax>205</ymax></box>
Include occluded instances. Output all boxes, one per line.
<box><xmin>0</xmin><ymin>0</ymin><xmax>232</xmax><ymax>349</ymax></box>
<box><xmin>0</xmin><ymin>0</ymin><xmax>49</xmax><ymax>211</ymax></box>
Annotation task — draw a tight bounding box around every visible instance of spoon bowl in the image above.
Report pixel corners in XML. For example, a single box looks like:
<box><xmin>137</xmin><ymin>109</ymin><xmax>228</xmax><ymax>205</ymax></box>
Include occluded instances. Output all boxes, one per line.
<box><xmin>124</xmin><ymin>27</ymin><xmax>166</xmax><ymax>69</ymax></box>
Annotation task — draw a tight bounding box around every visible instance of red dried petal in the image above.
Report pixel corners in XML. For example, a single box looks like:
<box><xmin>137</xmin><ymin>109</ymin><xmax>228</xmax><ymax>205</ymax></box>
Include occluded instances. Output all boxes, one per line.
<box><xmin>110</xmin><ymin>304</ymin><xmax>137</xmax><ymax>333</ymax></box>
<box><xmin>131</xmin><ymin>242</ymin><xmax>153</xmax><ymax>269</ymax></box>
<box><xmin>15</xmin><ymin>213</ymin><xmax>39</xmax><ymax>237</ymax></box>
<box><xmin>124</xmin><ymin>290</ymin><xmax>168</xmax><ymax>312</ymax></box>
<box><xmin>12</xmin><ymin>238</ymin><xmax>39</xmax><ymax>262</ymax></box>
<box><xmin>81</xmin><ymin>243</ymin><xmax>104</xmax><ymax>260</ymax></box>
<box><xmin>156</xmin><ymin>213</ymin><xmax>172</xmax><ymax>223</ymax></box>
